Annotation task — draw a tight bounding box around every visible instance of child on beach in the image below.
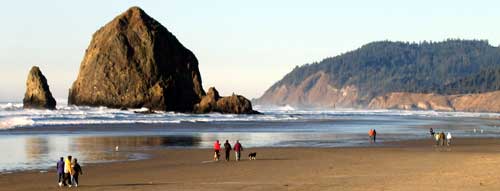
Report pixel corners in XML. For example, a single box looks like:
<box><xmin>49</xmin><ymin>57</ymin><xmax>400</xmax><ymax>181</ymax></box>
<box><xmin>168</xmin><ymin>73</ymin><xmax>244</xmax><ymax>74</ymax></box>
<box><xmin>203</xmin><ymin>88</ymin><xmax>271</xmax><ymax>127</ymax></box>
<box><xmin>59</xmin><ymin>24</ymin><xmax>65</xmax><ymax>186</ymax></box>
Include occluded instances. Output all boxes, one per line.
<box><xmin>56</xmin><ymin>157</ymin><xmax>65</xmax><ymax>187</ymax></box>
<box><xmin>213</xmin><ymin>140</ymin><xmax>221</xmax><ymax>161</ymax></box>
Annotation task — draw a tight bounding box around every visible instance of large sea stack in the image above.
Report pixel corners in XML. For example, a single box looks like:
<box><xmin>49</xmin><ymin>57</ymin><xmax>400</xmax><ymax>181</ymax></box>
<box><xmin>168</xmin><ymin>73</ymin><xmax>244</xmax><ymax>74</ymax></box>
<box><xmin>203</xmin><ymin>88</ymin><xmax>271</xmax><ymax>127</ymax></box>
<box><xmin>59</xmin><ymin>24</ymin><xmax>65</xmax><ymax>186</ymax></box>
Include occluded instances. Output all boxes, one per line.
<box><xmin>69</xmin><ymin>7</ymin><xmax>257</xmax><ymax>114</ymax></box>
<box><xmin>23</xmin><ymin>66</ymin><xmax>57</xmax><ymax>109</ymax></box>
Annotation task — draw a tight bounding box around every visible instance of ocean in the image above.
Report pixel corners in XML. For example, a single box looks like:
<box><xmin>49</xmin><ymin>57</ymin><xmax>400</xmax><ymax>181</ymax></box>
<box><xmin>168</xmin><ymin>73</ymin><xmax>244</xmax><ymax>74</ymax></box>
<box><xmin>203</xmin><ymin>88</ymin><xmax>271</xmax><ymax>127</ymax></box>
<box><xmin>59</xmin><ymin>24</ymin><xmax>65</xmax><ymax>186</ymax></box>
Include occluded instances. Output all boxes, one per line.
<box><xmin>0</xmin><ymin>101</ymin><xmax>499</xmax><ymax>173</ymax></box>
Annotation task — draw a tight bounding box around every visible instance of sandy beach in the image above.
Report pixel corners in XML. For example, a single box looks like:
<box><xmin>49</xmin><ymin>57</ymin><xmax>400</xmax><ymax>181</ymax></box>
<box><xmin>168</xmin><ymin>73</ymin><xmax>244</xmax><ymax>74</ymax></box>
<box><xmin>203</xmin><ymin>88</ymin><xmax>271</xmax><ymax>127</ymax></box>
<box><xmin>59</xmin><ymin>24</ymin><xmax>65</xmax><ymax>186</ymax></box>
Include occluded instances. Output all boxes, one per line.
<box><xmin>2</xmin><ymin>138</ymin><xmax>500</xmax><ymax>191</ymax></box>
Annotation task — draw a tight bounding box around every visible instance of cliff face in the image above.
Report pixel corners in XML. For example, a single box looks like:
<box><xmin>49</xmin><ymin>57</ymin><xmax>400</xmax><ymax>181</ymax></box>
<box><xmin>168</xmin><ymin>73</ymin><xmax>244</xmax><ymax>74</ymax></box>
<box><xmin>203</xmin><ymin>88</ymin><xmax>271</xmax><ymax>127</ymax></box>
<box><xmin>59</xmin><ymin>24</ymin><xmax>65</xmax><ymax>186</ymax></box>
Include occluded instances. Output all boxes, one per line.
<box><xmin>368</xmin><ymin>91</ymin><xmax>500</xmax><ymax>113</ymax></box>
<box><xmin>68</xmin><ymin>7</ymin><xmax>257</xmax><ymax>114</ymax></box>
<box><xmin>257</xmin><ymin>72</ymin><xmax>361</xmax><ymax>108</ymax></box>
<box><xmin>23</xmin><ymin>66</ymin><xmax>57</xmax><ymax>109</ymax></box>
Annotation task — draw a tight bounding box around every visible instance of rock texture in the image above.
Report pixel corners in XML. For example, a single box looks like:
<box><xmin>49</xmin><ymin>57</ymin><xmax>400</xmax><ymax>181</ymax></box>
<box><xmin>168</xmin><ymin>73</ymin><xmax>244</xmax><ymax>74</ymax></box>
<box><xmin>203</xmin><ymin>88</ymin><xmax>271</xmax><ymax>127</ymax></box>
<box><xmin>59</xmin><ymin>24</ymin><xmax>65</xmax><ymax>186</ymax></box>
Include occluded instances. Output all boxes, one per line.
<box><xmin>194</xmin><ymin>87</ymin><xmax>258</xmax><ymax>114</ymax></box>
<box><xmin>368</xmin><ymin>93</ymin><xmax>454</xmax><ymax>111</ymax></box>
<box><xmin>68</xmin><ymin>7</ymin><xmax>204</xmax><ymax>112</ymax></box>
<box><xmin>256</xmin><ymin>72</ymin><xmax>361</xmax><ymax>108</ymax></box>
<box><xmin>23</xmin><ymin>66</ymin><xmax>57</xmax><ymax>109</ymax></box>
<box><xmin>68</xmin><ymin>7</ymin><xmax>257</xmax><ymax>114</ymax></box>
<box><xmin>368</xmin><ymin>91</ymin><xmax>500</xmax><ymax>112</ymax></box>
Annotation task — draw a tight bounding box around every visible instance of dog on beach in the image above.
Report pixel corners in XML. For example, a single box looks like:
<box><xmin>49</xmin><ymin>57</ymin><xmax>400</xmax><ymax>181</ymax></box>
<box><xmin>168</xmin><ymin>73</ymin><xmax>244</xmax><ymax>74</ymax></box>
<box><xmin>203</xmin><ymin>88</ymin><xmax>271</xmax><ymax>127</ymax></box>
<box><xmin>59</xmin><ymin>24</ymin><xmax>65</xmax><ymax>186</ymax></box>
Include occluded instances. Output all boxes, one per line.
<box><xmin>248</xmin><ymin>152</ymin><xmax>257</xmax><ymax>160</ymax></box>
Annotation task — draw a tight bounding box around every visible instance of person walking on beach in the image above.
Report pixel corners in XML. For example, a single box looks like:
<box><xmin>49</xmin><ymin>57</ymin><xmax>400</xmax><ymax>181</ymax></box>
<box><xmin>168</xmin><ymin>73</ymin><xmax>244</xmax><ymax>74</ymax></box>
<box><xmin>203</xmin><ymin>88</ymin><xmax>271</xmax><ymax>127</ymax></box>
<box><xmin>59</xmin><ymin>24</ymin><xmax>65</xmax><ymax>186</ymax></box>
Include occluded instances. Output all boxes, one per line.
<box><xmin>56</xmin><ymin>157</ymin><xmax>65</xmax><ymax>187</ymax></box>
<box><xmin>434</xmin><ymin>133</ymin><xmax>440</xmax><ymax>146</ymax></box>
<box><xmin>429</xmin><ymin>128</ymin><xmax>435</xmax><ymax>137</ymax></box>
<box><xmin>71</xmin><ymin>158</ymin><xmax>83</xmax><ymax>187</ymax></box>
<box><xmin>213</xmin><ymin>140</ymin><xmax>221</xmax><ymax>161</ymax></box>
<box><xmin>63</xmin><ymin>155</ymin><xmax>73</xmax><ymax>187</ymax></box>
<box><xmin>234</xmin><ymin>140</ymin><xmax>243</xmax><ymax>161</ymax></box>
<box><xmin>439</xmin><ymin>132</ymin><xmax>446</xmax><ymax>146</ymax></box>
<box><xmin>373</xmin><ymin>129</ymin><xmax>377</xmax><ymax>143</ymax></box>
<box><xmin>224</xmin><ymin>140</ymin><xmax>232</xmax><ymax>161</ymax></box>
<box><xmin>446</xmin><ymin>132</ymin><xmax>452</xmax><ymax>146</ymax></box>
<box><xmin>368</xmin><ymin>129</ymin><xmax>373</xmax><ymax>143</ymax></box>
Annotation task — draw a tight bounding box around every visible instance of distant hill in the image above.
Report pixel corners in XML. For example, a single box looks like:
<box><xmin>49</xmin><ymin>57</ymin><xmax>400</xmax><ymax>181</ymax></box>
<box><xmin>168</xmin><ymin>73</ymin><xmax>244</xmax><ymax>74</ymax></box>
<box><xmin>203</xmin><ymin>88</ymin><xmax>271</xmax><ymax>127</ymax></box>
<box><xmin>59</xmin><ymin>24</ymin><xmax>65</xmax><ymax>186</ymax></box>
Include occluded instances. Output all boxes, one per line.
<box><xmin>256</xmin><ymin>40</ymin><xmax>500</xmax><ymax>112</ymax></box>
<box><xmin>441</xmin><ymin>67</ymin><xmax>500</xmax><ymax>94</ymax></box>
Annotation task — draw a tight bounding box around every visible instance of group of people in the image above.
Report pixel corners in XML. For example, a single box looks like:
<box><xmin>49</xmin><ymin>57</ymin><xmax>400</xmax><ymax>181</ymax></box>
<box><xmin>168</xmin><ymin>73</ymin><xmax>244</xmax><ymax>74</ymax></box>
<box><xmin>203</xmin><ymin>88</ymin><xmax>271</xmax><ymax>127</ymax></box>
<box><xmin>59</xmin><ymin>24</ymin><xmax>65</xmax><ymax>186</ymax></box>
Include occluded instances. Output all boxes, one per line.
<box><xmin>429</xmin><ymin>128</ymin><xmax>452</xmax><ymax>146</ymax></box>
<box><xmin>56</xmin><ymin>155</ymin><xmax>83</xmax><ymax>187</ymax></box>
<box><xmin>213</xmin><ymin>140</ymin><xmax>243</xmax><ymax>161</ymax></box>
<box><xmin>368</xmin><ymin>129</ymin><xmax>377</xmax><ymax>143</ymax></box>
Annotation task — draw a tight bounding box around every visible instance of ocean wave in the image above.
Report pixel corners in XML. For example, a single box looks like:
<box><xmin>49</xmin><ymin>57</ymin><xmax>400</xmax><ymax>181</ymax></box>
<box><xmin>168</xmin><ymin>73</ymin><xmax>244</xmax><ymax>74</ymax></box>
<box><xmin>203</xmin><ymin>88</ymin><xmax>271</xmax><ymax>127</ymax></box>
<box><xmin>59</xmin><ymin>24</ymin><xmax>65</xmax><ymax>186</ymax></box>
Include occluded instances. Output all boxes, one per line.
<box><xmin>0</xmin><ymin>117</ymin><xmax>35</xmax><ymax>129</ymax></box>
<box><xmin>0</xmin><ymin>103</ymin><xmax>23</xmax><ymax>110</ymax></box>
<box><xmin>1</xmin><ymin>102</ymin><xmax>499</xmax><ymax>129</ymax></box>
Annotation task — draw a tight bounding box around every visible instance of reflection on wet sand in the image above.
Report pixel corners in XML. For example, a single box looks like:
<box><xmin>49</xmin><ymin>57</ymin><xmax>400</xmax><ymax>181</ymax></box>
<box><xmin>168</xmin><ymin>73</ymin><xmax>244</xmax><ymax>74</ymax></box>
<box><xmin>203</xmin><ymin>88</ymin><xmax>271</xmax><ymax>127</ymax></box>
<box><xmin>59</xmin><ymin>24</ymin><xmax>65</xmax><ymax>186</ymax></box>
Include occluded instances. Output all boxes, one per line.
<box><xmin>73</xmin><ymin>136</ymin><xmax>202</xmax><ymax>149</ymax></box>
<box><xmin>3</xmin><ymin>135</ymin><xmax>204</xmax><ymax>172</ymax></box>
<box><xmin>25</xmin><ymin>137</ymin><xmax>49</xmax><ymax>162</ymax></box>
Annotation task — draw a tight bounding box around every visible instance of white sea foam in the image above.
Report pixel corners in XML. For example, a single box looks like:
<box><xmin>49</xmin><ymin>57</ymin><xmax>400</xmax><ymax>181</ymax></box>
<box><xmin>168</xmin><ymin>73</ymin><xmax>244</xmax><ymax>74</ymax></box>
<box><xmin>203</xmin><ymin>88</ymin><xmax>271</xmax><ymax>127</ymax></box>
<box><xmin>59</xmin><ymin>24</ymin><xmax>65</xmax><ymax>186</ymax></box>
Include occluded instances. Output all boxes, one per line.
<box><xmin>0</xmin><ymin>102</ymin><xmax>498</xmax><ymax>129</ymax></box>
<box><xmin>0</xmin><ymin>117</ymin><xmax>35</xmax><ymax>129</ymax></box>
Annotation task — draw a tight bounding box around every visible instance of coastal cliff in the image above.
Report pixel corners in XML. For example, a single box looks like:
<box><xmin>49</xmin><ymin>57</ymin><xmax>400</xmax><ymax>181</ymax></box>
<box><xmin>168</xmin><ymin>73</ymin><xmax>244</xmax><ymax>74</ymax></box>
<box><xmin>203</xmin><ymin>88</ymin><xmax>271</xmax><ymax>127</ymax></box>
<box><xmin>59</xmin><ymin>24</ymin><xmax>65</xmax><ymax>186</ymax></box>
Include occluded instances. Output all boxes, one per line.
<box><xmin>256</xmin><ymin>40</ymin><xmax>500</xmax><ymax>112</ymax></box>
<box><xmin>368</xmin><ymin>91</ymin><xmax>500</xmax><ymax>113</ymax></box>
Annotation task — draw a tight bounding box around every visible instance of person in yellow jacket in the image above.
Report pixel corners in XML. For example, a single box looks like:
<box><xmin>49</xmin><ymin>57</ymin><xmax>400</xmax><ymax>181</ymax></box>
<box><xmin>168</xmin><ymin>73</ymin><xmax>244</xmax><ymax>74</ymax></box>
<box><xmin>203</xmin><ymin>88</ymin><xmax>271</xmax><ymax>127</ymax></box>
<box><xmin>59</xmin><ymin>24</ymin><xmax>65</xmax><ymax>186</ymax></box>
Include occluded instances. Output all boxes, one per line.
<box><xmin>63</xmin><ymin>155</ymin><xmax>73</xmax><ymax>187</ymax></box>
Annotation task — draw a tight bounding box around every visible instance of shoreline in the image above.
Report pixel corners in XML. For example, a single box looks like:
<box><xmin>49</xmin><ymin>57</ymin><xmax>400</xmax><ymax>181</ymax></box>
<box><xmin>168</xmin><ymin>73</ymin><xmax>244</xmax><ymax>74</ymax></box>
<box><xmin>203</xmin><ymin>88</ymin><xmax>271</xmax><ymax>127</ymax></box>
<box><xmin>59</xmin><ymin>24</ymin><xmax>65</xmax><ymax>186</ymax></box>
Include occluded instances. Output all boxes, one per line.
<box><xmin>0</xmin><ymin>136</ymin><xmax>498</xmax><ymax>174</ymax></box>
<box><xmin>3</xmin><ymin>137</ymin><xmax>500</xmax><ymax>190</ymax></box>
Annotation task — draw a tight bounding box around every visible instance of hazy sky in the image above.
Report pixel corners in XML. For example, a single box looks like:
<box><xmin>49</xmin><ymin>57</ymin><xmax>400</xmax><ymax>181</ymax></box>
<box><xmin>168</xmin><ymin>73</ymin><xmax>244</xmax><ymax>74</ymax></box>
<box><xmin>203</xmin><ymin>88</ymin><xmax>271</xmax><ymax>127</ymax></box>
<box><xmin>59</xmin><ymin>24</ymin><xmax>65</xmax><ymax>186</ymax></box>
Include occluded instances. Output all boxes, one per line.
<box><xmin>1</xmin><ymin>0</ymin><xmax>499</xmax><ymax>101</ymax></box>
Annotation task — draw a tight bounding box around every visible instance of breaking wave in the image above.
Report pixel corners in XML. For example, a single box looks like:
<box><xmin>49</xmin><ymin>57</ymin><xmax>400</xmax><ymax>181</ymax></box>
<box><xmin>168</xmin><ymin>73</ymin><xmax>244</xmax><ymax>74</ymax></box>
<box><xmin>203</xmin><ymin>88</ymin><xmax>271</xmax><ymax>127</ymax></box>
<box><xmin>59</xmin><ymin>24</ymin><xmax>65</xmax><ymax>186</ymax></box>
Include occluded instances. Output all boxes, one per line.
<box><xmin>0</xmin><ymin>102</ymin><xmax>498</xmax><ymax>129</ymax></box>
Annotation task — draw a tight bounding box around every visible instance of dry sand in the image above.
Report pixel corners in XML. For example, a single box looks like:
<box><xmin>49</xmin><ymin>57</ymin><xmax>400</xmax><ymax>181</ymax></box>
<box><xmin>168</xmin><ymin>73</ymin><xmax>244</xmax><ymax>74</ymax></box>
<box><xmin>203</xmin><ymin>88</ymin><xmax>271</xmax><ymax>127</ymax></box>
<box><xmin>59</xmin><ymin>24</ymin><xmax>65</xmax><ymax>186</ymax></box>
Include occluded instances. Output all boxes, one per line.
<box><xmin>2</xmin><ymin>138</ymin><xmax>500</xmax><ymax>191</ymax></box>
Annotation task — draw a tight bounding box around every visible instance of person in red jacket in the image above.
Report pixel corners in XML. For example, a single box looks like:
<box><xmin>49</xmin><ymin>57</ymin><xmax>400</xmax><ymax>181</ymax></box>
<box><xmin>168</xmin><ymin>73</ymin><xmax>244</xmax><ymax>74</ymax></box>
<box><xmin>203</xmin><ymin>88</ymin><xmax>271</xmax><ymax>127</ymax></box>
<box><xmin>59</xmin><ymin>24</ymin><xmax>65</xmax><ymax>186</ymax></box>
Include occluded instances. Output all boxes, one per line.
<box><xmin>213</xmin><ymin>140</ymin><xmax>221</xmax><ymax>161</ymax></box>
<box><xmin>233</xmin><ymin>140</ymin><xmax>243</xmax><ymax>161</ymax></box>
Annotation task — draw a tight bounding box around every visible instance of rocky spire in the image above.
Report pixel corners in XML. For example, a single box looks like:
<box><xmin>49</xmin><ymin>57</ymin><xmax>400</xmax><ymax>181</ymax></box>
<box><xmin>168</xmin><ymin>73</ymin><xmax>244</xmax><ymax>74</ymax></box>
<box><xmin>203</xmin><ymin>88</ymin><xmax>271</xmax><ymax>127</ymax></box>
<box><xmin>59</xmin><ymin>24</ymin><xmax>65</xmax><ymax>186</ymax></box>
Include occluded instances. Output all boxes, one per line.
<box><xmin>23</xmin><ymin>66</ymin><xmax>57</xmax><ymax>109</ymax></box>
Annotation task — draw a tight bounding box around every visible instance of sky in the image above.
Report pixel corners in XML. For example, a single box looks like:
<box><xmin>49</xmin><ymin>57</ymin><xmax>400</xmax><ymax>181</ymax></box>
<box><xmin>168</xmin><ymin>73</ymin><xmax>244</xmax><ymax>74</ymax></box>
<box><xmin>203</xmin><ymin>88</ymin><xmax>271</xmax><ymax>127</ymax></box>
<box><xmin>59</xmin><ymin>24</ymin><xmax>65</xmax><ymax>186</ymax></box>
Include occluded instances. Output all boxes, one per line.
<box><xmin>1</xmin><ymin>0</ymin><xmax>499</xmax><ymax>102</ymax></box>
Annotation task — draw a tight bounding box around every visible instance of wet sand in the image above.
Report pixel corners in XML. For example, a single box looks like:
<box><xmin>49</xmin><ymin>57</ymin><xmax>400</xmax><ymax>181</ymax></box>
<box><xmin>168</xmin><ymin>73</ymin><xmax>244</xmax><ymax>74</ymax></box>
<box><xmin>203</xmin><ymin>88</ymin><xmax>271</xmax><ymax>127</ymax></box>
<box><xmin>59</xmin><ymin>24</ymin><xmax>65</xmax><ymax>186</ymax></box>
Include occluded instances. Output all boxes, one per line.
<box><xmin>2</xmin><ymin>138</ymin><xmax>500</xmax><ymax>191</ymax></box>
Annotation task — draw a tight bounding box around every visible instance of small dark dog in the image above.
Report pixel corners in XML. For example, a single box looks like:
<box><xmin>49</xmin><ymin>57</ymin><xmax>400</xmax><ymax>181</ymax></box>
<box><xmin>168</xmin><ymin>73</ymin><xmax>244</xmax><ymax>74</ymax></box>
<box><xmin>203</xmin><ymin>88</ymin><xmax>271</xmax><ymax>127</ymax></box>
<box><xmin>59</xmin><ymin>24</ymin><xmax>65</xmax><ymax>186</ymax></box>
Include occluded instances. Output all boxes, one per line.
<box><xmin>248</xmin><ymin>152</ymin><xmax>257</xmax><ymax>160</ymax></box>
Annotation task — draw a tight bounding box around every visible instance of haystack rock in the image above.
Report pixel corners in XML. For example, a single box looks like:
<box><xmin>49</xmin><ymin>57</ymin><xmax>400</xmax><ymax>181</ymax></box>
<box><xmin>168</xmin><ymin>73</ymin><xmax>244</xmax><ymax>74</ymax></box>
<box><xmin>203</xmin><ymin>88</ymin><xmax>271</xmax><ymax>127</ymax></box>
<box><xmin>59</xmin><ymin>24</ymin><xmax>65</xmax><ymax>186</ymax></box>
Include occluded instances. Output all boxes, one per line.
<box><xmin>68</xmin><ymin>6</ymin><xmax>257</xmax><ymax>114</ymax></box>
<box><xmin>23</xmin><ymin>66</ymin><xmax>57</xmax><ymax>109</ymax></box>
<box><xmin>194</xmin><ymin>87</ymin><xmax>258</xmax><ymax>114</ymax></box>
<box><xmin>68</xmin><ymin>6</ymin><xmax>204</xmax><ymax>111</ymax></box>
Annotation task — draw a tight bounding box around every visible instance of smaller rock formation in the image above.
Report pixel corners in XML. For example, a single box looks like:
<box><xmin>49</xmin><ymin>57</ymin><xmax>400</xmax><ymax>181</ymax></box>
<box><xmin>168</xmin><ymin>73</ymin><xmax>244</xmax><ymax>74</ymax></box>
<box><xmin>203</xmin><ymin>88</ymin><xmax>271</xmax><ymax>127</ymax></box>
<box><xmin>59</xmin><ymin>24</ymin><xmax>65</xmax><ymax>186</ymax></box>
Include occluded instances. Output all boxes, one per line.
<box><xmin>194</xmin><ymin>87</ymin><xmax>259</xmax><ymax>114</ymax></box>
<box><xmin>23</xmin><ymin>66</ymin><xmax>57</xmax><ymax>109</ymax></box>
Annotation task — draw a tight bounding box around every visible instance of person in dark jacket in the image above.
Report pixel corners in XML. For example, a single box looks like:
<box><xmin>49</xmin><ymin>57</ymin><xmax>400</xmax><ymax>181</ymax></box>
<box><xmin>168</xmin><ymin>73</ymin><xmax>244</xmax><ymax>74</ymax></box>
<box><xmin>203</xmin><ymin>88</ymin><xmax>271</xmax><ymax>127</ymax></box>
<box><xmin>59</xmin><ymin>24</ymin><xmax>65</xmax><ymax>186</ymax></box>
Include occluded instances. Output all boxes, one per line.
<box><xmin>72</xmin><ymin>158</ymin><xmax>83</xmax><ymax>187</ymax></box>
<box><xmin>223</xmin><ymin>140</ymin><xmax>232</xmax><ymax>161</ymax></box>
<box><xmin>56</xmin><ymin>157</ymin><xmax>65</xmax><ymax>187</ymax></box>
<box><xmin>234</xmin><ymin>140</ymin><xmax>243</xmax><ymax>161</ymax></box>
